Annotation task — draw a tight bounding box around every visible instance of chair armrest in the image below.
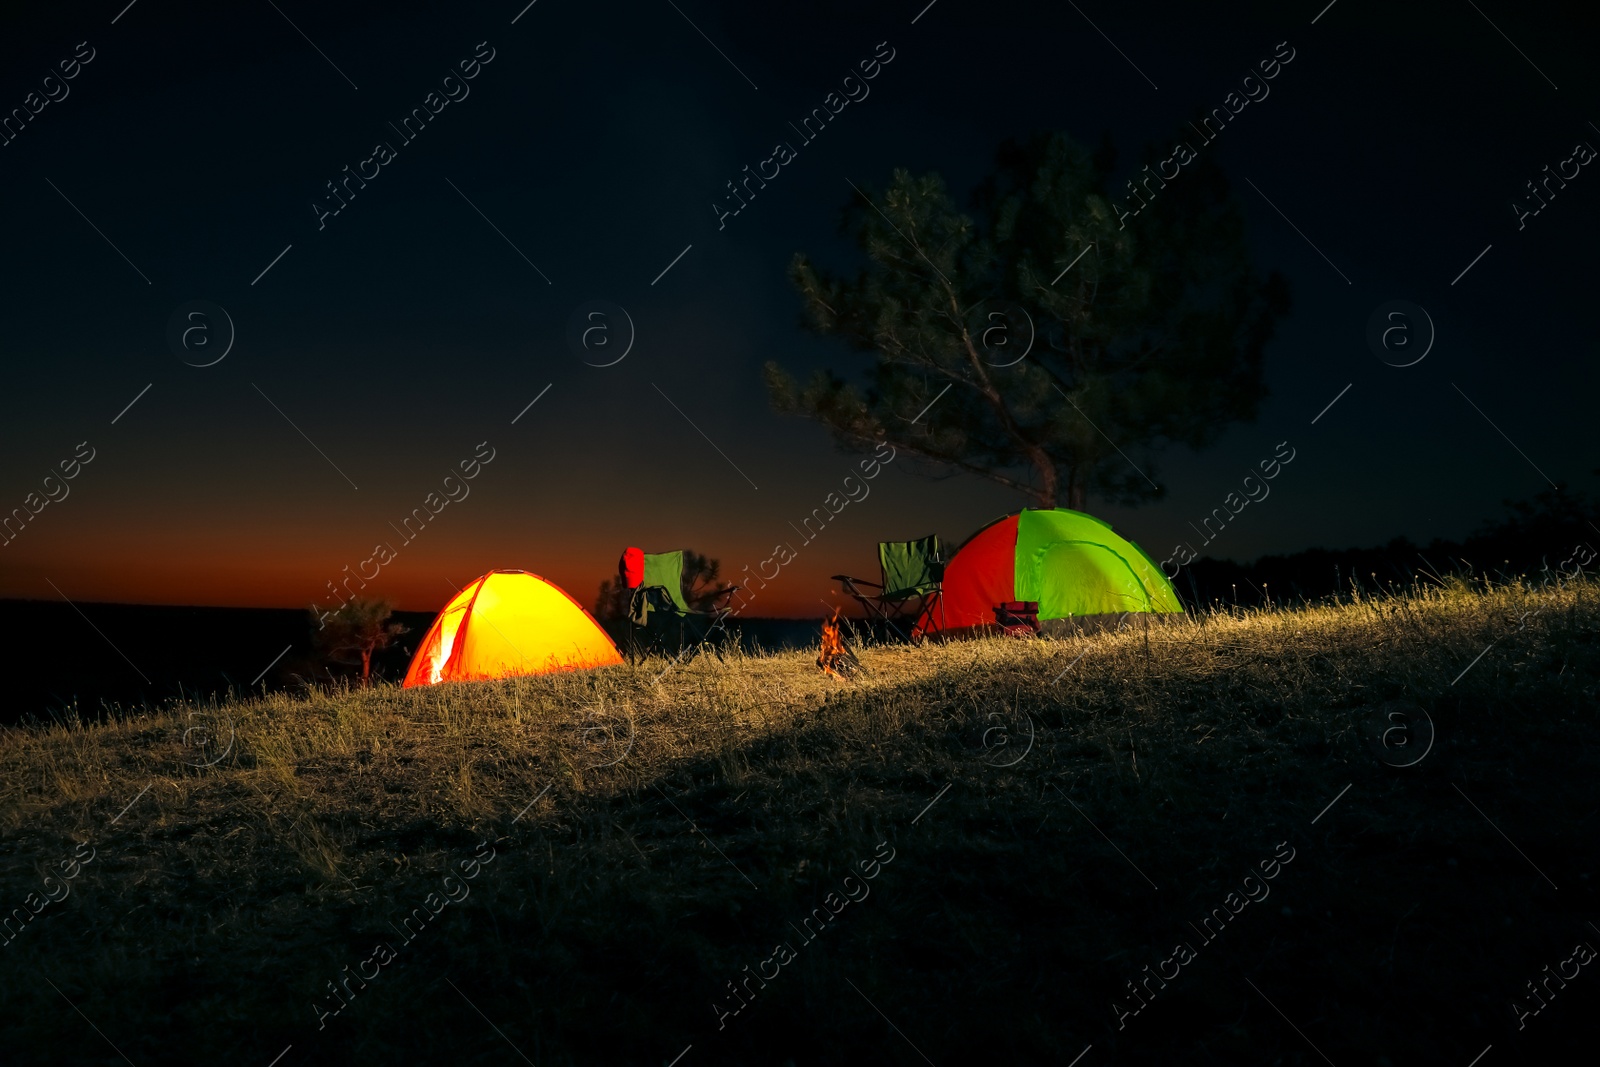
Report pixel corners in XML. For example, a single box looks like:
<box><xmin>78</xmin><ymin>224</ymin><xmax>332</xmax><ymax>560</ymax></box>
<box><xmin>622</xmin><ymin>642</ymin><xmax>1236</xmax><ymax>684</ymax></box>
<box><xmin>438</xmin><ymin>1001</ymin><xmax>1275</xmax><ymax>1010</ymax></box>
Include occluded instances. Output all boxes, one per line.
<box><xmin>832</xmin><ymin>575</ymin><xmax>883</xmax><ymax>592</ymax></box>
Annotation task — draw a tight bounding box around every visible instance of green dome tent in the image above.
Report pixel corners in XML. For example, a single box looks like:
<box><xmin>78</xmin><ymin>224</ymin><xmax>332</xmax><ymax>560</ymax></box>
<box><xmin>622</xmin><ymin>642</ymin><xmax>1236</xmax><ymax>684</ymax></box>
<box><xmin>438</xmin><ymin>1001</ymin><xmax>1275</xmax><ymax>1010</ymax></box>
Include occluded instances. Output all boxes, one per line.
<box><xmin>915</xmin><ymin>508</ymin><xmax>1183</xmax><ymax>638</ymax></box>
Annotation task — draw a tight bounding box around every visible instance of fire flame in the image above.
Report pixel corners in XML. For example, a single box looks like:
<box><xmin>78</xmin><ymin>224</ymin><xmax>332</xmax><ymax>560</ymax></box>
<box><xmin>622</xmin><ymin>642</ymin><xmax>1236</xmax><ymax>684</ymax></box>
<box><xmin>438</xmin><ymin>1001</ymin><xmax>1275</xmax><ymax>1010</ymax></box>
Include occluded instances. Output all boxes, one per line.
<box><xmin>817</xmin><ymin>610</ymin><xmax>862</xmax><ymax>680</ymax></box>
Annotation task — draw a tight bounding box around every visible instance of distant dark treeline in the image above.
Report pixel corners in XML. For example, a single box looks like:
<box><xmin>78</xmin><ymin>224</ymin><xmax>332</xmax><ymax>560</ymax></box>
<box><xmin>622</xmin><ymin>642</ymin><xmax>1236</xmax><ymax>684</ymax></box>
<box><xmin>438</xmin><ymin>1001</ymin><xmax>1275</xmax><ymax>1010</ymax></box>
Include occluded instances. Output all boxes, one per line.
<box><xmin>0</xmin><ymin>602</ymin><xmax>821</xmax><ymax>727</ymax></box>
<box><xmin>1177</xmin><ymin>483</ymin><xmax>1598</xmax><ymax>609</ymax></box>
<box><xmin>0</xmin><ymin>604</ymin><xmax>436</xmax><ymax>729</ymax></box>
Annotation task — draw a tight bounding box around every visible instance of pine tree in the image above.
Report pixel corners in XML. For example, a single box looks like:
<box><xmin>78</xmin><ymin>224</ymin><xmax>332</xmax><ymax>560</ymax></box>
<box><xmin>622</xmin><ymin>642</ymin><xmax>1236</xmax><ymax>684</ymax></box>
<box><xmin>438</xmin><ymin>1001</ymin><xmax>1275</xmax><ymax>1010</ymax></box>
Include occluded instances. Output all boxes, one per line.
<box><xmin>765</xmin><ymin>131</ymin><xmax>1290</xmax><ymax>510</ymax></box>
<box><xmin>309</xmin><ymin>598</ymin><xmax>407</xmax><ymax>685</ymax></box>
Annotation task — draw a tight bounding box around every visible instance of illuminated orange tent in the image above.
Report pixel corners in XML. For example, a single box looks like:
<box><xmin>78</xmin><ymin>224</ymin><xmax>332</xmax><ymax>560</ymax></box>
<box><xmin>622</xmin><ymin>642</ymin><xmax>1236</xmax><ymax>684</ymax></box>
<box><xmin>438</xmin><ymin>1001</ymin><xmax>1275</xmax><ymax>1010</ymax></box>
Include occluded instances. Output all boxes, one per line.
<box><xmin>402</xmin><ymin>570</ymin><xmax>623</xmax><ymax>687</ymax></box>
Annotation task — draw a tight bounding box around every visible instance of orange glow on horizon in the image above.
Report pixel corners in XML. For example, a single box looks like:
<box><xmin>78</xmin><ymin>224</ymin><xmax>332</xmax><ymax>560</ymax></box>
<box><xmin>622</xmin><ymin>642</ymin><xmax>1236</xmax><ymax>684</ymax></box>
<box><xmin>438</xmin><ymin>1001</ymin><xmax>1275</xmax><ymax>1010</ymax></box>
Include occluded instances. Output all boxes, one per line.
<box><xmin>0</xmin><ymin>550</ymin><xmax>855</xmax><ymax>619</ymax></box>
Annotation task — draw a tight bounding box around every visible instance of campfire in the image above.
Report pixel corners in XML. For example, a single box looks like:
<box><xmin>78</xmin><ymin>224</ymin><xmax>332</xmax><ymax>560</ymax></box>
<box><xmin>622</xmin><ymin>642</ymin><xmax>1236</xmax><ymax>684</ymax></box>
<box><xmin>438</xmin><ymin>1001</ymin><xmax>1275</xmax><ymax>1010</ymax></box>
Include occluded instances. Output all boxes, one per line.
<box><xmin>817</xmin><ymin>611</ymin><xmax>864</xmax><ymax>680</ymax></box>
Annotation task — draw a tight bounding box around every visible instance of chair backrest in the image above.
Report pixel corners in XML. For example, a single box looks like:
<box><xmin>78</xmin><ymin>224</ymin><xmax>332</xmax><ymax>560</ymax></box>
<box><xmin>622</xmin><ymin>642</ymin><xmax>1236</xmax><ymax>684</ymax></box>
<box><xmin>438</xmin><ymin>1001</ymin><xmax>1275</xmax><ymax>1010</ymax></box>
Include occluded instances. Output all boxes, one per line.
<box><xmin>878</xmin><ymin>535</ymin><xmax>943</xmax><ymax>599</ymax></box>
<box><xmin>641</xmin><ymin>550</ymin><xmax>693</xmax><ymax>614</ymax></box>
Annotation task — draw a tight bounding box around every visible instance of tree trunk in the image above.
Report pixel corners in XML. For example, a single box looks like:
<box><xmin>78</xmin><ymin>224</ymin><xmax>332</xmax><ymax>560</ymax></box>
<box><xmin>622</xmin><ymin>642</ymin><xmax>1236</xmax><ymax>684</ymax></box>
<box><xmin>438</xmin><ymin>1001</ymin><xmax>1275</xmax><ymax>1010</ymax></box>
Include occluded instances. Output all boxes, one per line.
<box><xmin>1066</xmin><ymin>467</ymin><xmax>1086</xmax><ymax>511</ymax></box>
<box><xmin>360</xmin><ymin>648</ymin><xmax>372</xmax><ymax>685</ymax></box>
<box><xmin>1032</xmin><ymin>449</ymin><xmax>1059</xmax><ymax>508</ymax></box>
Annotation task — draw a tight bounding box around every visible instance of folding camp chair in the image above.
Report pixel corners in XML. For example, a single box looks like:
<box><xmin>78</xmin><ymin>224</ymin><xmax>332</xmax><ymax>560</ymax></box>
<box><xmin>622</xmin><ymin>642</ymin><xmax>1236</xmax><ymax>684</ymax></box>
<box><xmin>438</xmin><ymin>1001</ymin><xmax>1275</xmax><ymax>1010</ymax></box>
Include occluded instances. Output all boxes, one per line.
<box><xmin>620</xmin><ymin>548</ymin><xmax>738</xmax><ymax>660</ymax></box>
<box><xmin>833</xmin><ymin>535</ymin><xmax>945</xmax><ymax>645</ymax></box>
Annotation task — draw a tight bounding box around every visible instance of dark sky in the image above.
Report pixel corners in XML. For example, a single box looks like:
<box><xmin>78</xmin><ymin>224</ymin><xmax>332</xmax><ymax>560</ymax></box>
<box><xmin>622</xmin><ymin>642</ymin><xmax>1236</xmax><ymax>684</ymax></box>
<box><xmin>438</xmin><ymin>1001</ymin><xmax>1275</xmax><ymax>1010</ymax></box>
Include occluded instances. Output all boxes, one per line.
<box><xmin>0</xmin><ymin>0</ymin><xmax>1595</xmax><ymax>617</ymax></box>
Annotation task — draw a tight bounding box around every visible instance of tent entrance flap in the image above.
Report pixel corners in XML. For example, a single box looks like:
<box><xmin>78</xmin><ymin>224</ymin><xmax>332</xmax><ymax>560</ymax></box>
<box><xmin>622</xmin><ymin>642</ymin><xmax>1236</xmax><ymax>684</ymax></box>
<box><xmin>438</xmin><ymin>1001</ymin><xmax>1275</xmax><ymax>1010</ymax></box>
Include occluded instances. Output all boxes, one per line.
<box><xmin>430</xmin><ymin>604</ymin><xmax>470</xmax><ymax>684</ymax></box>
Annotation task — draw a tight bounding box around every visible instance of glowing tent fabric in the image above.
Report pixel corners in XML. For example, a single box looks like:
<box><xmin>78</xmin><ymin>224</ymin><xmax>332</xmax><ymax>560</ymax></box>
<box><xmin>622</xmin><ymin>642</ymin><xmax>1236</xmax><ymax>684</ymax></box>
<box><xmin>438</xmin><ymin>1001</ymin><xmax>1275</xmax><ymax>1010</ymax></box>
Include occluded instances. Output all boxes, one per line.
<box><xmin>915</xmin><ymin>509</ymin><xmax>1182</xmax><ymax>638</ymax></box>
<box><xmin>401</xmin><ymin>570</ymin><xmax>622</xmax><ymax>687</ymax></box>
<box><xmin>923</xmin><ymin>515</ymin><xmax>1019</xmax><ymax>638</ymax></box>
<box><xmin>1014</xmin><ymin>509</ymin><xmax>1181</xmax><ymax>617</ymax></box>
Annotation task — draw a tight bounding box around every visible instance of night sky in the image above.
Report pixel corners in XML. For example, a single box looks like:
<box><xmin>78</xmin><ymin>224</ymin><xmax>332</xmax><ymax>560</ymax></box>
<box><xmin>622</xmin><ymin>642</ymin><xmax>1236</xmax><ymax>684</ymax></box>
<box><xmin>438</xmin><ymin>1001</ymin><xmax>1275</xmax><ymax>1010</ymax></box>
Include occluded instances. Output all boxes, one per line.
<box><xmin>1</xmin><ymin>0</ymin><xmax>1595</xmax><ymax>619</ymax></box>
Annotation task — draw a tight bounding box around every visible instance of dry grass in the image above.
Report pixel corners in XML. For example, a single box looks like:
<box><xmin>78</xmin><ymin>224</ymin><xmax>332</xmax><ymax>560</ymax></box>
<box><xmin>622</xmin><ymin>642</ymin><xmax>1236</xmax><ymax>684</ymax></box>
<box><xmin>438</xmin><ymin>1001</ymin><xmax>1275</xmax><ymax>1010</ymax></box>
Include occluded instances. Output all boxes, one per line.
<box><xmin>0</xmin><ymin>578</ymin><xmax>1595</xmax><ymax>1065</ymax></box>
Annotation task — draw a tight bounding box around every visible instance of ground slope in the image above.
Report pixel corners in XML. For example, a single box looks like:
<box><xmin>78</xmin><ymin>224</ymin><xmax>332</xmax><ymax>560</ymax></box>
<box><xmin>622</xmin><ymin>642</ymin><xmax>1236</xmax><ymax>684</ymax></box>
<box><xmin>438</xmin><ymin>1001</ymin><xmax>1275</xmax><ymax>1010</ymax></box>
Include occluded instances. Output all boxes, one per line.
<box><xmin>1</xmin><ymin>580</ymin><xmax>1595</xmax><ymax>1065</ymax></box>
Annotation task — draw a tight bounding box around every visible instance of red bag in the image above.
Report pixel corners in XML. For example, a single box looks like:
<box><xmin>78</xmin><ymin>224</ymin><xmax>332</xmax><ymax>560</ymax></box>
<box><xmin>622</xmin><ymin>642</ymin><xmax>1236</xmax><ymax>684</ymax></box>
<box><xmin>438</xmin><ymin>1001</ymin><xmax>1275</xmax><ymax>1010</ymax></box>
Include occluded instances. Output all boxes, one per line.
<box><xmin>620</xmin><ymin>546</ymin><xmax>645</xmax><ymax>589</ymax></box>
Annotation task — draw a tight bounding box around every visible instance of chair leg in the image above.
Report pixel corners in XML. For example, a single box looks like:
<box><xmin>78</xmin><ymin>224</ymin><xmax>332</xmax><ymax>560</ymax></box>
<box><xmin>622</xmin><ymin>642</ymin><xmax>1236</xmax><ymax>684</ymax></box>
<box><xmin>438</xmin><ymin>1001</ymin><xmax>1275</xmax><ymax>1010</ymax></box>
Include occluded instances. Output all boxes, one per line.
<box><xmin>906</xmin><ymin>598</ymin><xmax>929</xmax><ymax>647</ymax></box>
<box><xmin>687</xmin><ymin>615</ymin><xmax>711</xmax><ymax>660</ymax></box>
<box><xmin>873</xmin><ymin>603</ymin><xmax>908</xmax><ymax>645</ymax></box>
<box><xmin>905</xmin><ymin>589</ymin><xmax>943</xmax><ymax>647</ymax></box>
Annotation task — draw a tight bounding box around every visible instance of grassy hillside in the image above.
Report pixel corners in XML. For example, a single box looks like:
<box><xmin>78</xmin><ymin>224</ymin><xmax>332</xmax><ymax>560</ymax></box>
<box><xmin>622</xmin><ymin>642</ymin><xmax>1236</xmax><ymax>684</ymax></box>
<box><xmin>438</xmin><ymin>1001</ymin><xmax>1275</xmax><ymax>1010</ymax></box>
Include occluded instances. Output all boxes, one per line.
<box><xmin>1</xmin><ymin>580</ymin><xmax>1595</xmax><ymax>1065</ymax></box>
